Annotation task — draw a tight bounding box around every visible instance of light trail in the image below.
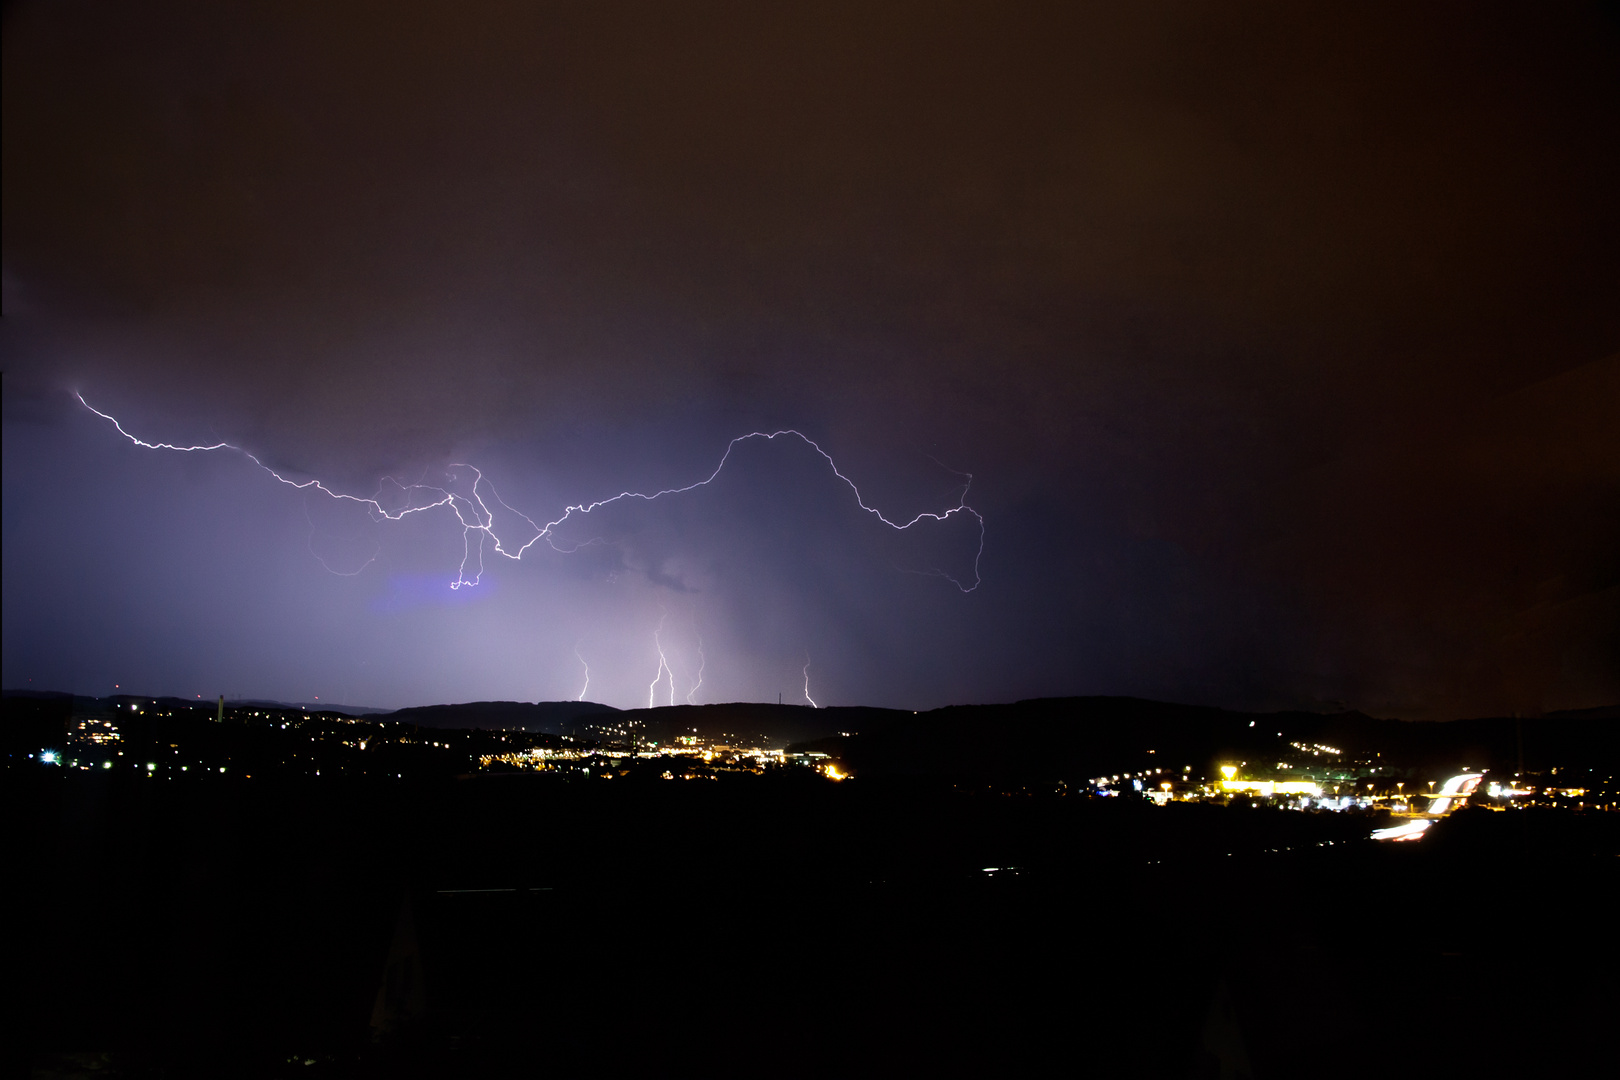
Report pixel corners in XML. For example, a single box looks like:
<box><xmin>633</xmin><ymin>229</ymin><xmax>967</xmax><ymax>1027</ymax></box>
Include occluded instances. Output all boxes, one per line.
<box><xmin>1425</xmin><ymin>773</ymin><xmax>1483</xmax><ymax>816</ymax></box>
<box><xmin>1369</xmin><ymin>819</ymin><xmax>1432</xmax><ymax>842</ymax></box>
<box><xmin>78</xmin><ymin>393</ymin><xmax>985</xmax><ymax>592</ymax></box>
<box><xmin>1370</xmin><ymin>773</ymin><xmax>1484</xmax><ymax>842</ymax></box>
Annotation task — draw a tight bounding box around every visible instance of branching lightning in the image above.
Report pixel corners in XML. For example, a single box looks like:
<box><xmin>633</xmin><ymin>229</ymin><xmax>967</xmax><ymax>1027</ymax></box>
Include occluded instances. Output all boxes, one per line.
<box><xmin>80</xmin><ymin>393</ymin><xmax>984</xmax><ymax>707</ymax></box>
<box><xmin>78</xmin><ymin>393</ymin><xmax>985</xmax><ymax>592</ymax></box>
<box><xmin>648</xmin><ymin>609</ymin><xmax>675</xmax><ymax>709</ymax></box>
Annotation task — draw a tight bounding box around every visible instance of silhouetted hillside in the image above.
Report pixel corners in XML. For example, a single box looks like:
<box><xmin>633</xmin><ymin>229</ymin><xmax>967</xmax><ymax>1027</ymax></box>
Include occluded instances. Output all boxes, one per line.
<box><xmin>572</xmin><ymin>701</ymin><xmax>905</xmax><ymax>746</ymax></box>
<box><xmin>800</xmin><ymin>696</ymin><xmax>1620</xmax><ymax>783</ymax></box>
<box><xmin>382</xmin><ymin>700</ymin><xmax>618</xmax><ymax>732</ymax></box>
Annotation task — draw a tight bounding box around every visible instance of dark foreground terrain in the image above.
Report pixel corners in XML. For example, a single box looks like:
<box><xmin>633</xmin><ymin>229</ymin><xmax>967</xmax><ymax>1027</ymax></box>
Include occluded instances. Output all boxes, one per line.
<box><xmin>11</xmin><ymin>766</ymin><xmax>1617</xmax><ymax>1078</ymax></box>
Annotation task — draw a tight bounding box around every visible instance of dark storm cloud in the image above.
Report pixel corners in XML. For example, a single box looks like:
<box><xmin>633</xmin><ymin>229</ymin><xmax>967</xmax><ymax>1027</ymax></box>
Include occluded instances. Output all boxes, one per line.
<box><xmin>4</xmin><ymin>1</ymin><xmax>1617</xmax><ymax>715</ymax></box>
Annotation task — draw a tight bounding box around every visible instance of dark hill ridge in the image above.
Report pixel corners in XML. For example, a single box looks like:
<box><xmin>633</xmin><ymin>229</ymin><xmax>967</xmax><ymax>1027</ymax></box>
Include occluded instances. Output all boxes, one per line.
<box><xmin>586</xmin><ymin>702</ymin><xmax>908</xmax><ymax>747</ymax></box>
<box><xmin>382</xmin><ymin>700</ymin><xmax>618</xmax><ymax>732</ymax></box>
<box><xmin>367</xmin><ymin>694</ymin><xmax>1617</xmax><ymax>781</ymax></box>
<box><xmin>235</xmin><ymin>699</ymin><xmax>394</xmax><ymax>715</ymax></box>
<box><xmin>378</xmin><ymin>699</ymin><xmax>905</xmax><ymax>745</ymax></box>
<box><xmin>812</xmin><ymin>696</ymin><xmax>1620</xmax><ymax>783</ymax></box>
<box><xmin>808</xmin><ymin>696</ymin><xmax>1380</xmax><ymax>783</ymax></box>
<box><xmin>7</xmin><ymin>689</ymin><xmax>1614</xmax><ymax>780</ymax></box>
<box><xmin>1538</xmin><ymin>704</ymin><xmax>1620</xmax><ymax>721</ymax></box>
<box><xmin>2</xmin><ymin>691</ymin><xmax>394</xmax><ymax>717</ymax></box>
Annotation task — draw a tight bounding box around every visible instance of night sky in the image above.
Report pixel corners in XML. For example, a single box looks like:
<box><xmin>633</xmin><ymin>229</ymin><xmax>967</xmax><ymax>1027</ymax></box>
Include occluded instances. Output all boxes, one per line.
<box><xmin>4</xmin><ymin>2</ymin><xmax>1617</xmax><ymax>718</ymax></box>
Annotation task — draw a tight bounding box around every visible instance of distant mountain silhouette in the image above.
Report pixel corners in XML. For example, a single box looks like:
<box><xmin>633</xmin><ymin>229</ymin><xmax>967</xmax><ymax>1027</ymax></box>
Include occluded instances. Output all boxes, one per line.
<box><xmin>374</xmin><ymin>699</ymin><xmax>899</xmax><ymax>744</ymax></box>
<box><xmin>7</xmin><ymin>688</ymin><xmax>1614</xmax><ymax>777</ymax></box>
<box><xmin>1541</xmin><ymin>704</ymin><xmax>1620</xmax><ymax>721</ymax></box>
<box><xmin>367</xmin><ymin>693</ymin><xmax>1617</xmax><ymax>778</ymax></box>
<box><xmin>381</xmin><ymin>700</ymin><xmax>619</xmax><ymax>732</ymax></box>
<box><xmin>232</xmin><ymin>699</ymin><xmax>394</xmax><ymax>715</ymax></box>
<box><xmin>754</xmin><ymin>696</ymin><xmax>1619</xmax><ymax>785</ymax></box>
<box><xmin>569</xmin><ymin>701</ymin><xmax>905</xmax><ymax>746</ymax></box>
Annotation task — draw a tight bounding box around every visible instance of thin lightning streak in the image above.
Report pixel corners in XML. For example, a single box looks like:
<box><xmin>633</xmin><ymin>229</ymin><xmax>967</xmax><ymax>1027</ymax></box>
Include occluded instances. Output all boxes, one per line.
<box><xmin>300</xmin><ymin>499</ymin><xmax>379</xmax><ymax>577</ymax></box>
<box><xmin>574</xmin><ymin>643</ymin><xmax>590</xmax><ymax>703</ymax></box>
<box><xmin>686</xmin><ymin>631</ymin><xmax>706</xmax><ymax>706</ymax></box>
<box><xmin>648</xmin><ymin>609</ymin><xmax>675</xmax><ymax>709</ymax></box>
<box><xmin>78</xmin><ymin>394</ymin><xmax>986</xmax><ymax>591</ymax></box>
<box><xmin>520</xmin><ymin>432</ymin><xmax>985</xmax><ymax>592</ymax></box>
<box><xmin>803</xmin><ymin>656</ymin><xmax>818</xmax><ymax>709</ymax></box>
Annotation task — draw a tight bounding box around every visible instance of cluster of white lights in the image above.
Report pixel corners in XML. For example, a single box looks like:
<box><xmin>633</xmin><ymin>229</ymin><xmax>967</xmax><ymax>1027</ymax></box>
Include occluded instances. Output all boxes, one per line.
<box><xmin>1092</xmin><ymin>767</ymin><xmax>1173</xmax><ymax>787</ymax></box>
<box><xmin>1288</xmin><ymin>741</ymin><xmax>1343</xmax><ymax>757</ymax></box>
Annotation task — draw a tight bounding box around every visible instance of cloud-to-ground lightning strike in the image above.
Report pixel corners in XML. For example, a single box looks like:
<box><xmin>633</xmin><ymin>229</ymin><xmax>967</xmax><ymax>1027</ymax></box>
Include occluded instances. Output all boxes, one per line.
<box><xmin>574</xmin><ymin>643</ymin><xmax>590</xmax><ymax>703</ymax></box>
<box><xmin>78</xmin><ymin>393</ymin><xmax>986</xmax><ymax>592</ymax></box>
<box><xmin>803</xmin><ymin>656</ymin><xmax>818</xmax><ymax>709</ymax></box>
<box><xmin>648</xmin><ymin>609</ymin><xmax>676</xmax><ymax>709</ymax></box>
<box><xmin>686</xmin><ymin>631</ymin><xmax>706</xmax><ymax>706</ymax></box>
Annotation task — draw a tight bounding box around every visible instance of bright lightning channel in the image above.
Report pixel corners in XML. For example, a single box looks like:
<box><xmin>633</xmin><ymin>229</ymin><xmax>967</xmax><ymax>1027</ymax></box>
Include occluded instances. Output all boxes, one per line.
<box><xmin>78</xmin><ymin>393</ymin><xmax>985</xmax><ymax>592</ymax></box>
<box><xmin>803</xmin><ymin>656</ymin><xmax>818</xmax><ymax>709</ymax></box>
<box><xmin>648</xmin><ymin>610</ymin><xmax>677</xmax><ymax>709</ymax></box>
<box><xmin>574</xmin><ymin>643</ymin><xmax>590</xmax><ymax>703</ymax></box>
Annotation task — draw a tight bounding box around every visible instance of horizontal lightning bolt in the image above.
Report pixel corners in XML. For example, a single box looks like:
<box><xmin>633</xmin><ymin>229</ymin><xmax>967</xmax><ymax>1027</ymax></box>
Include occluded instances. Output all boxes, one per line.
<box><xmin>77</xmin><ymin>393</ymin><xmax>985</xmax><ymax>591</ymax></box>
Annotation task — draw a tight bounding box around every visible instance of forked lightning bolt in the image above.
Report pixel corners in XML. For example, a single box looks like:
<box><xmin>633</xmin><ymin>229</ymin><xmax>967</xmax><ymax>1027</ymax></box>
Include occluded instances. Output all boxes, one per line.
<box><xmin>77</xmin><ymin>393</ymin><xmax>985</xmax><ymax>591</ymax></box>
<box><xmin>648</xmin><ymin>609</ymin><xmax>676</xmax><ymax>709</ymax></box>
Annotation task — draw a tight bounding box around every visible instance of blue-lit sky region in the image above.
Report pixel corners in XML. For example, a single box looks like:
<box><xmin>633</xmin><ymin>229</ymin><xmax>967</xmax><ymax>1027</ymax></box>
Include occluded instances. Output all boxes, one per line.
<box><xmin>4</xmin><ymin>2</ymin><xmax>1617</xmax><ymax>718</ymax></box>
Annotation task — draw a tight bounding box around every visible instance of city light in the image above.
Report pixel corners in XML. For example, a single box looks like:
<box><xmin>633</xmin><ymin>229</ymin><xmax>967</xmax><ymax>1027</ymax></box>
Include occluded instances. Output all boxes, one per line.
<box><xmin>31</xmin><ymin>689</ymin><xmax>1615</xmax><ymax>816</ymax></box>
<box><xmin>1217</xmin><ymin>778</ymin><xmax>1321</xmax><ymax>797</ymax></box>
